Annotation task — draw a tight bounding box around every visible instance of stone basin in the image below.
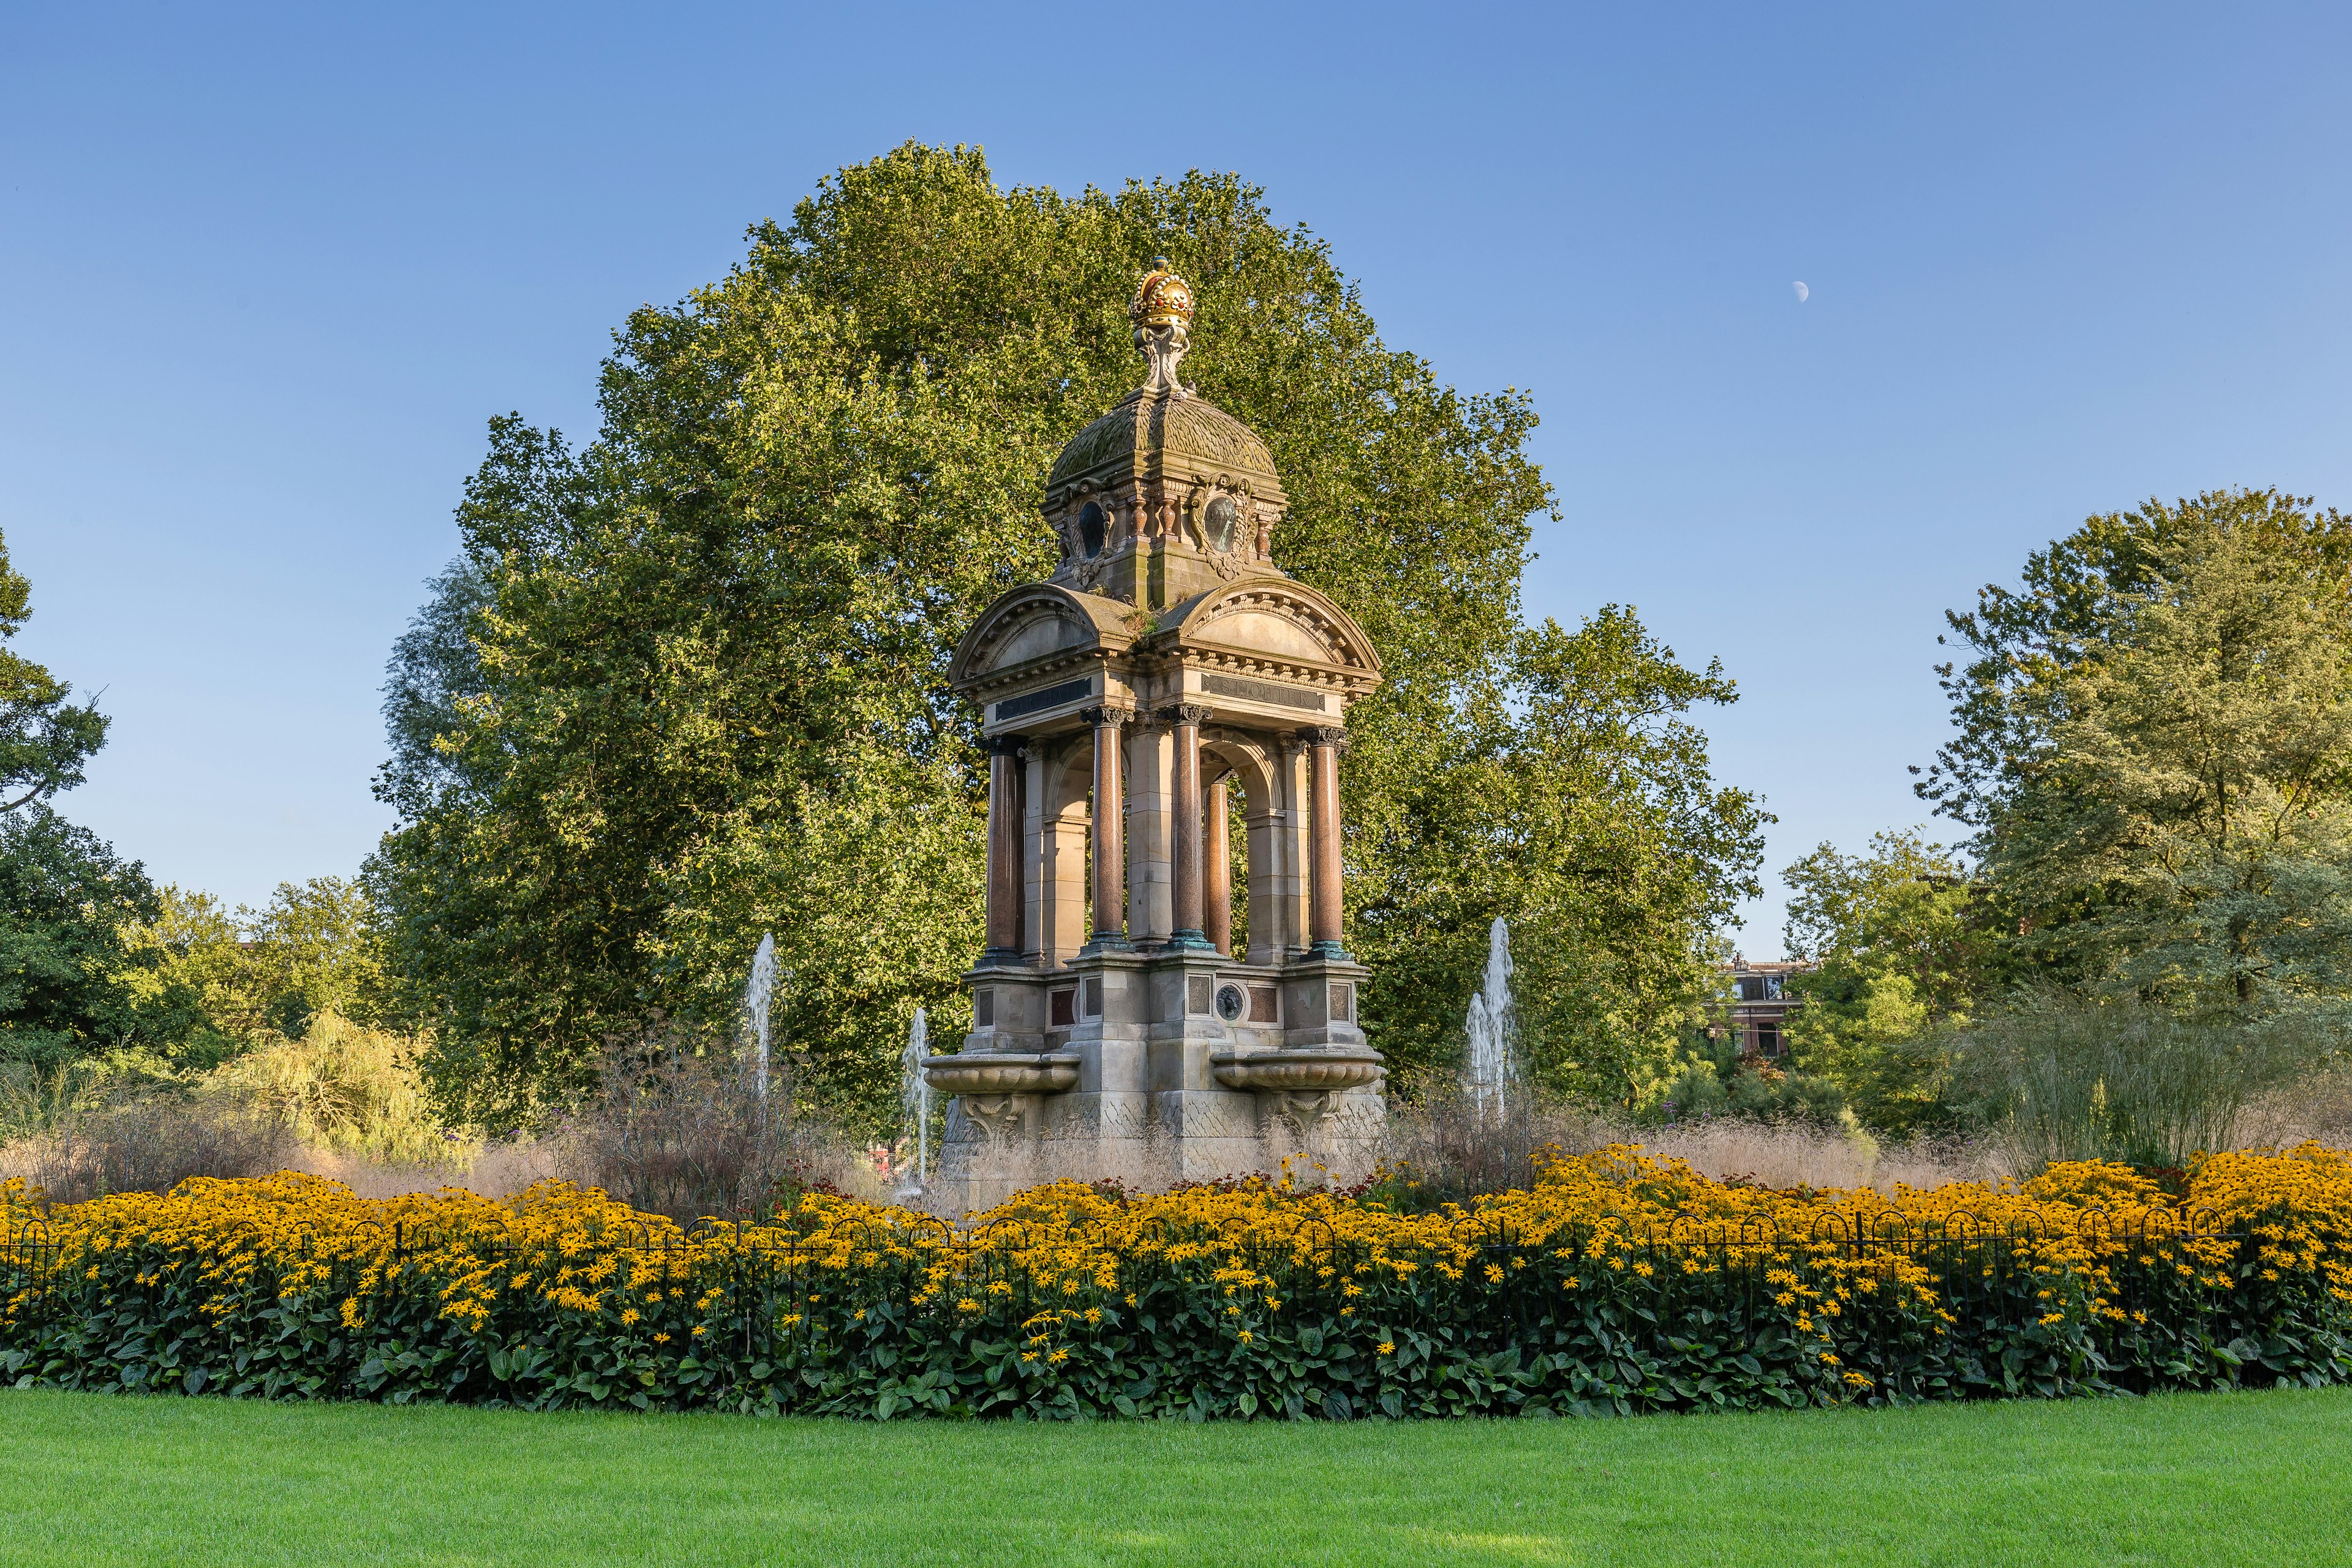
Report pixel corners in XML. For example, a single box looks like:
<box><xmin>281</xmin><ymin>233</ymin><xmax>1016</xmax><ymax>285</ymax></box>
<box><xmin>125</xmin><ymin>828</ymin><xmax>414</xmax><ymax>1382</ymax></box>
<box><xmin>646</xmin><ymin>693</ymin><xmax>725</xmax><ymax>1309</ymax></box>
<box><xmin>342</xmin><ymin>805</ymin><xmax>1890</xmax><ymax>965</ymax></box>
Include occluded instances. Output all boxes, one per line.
<box><xmin>1210</xmin><ymin>1049</ymin><xmax>1385</xmax><ymax>1094</ymax></box>
<box><xmin>922</xmin><ymin>1052</ymin><xmax>1080</xmax><ymax>1096</ymax></box>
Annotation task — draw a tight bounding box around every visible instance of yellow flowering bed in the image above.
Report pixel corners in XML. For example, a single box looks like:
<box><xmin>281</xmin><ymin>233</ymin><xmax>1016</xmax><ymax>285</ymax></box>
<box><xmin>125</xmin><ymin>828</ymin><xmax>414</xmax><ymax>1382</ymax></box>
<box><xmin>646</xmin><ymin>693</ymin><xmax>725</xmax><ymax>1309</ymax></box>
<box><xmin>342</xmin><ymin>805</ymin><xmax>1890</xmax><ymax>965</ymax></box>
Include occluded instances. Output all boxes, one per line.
<box><xmin>4</xmin><ymin>1143</ymin><xmax>2348</xmax><ymax>1419</ymax></box>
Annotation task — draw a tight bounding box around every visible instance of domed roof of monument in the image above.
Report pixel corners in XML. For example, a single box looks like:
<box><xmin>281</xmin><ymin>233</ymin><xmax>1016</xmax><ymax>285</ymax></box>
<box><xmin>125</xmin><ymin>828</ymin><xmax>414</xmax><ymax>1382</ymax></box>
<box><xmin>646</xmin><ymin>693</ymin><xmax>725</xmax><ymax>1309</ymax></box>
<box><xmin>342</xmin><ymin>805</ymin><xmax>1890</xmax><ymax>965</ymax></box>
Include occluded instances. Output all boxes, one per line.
<box><xmin>1043</xmin><ymin>263</ymin><xmax>1286</xmax><ymax>504</ymax></box>
<box><xmin>1045</xmin><ymin>390</ymin><xmax>1282</xmax><ymax>496</ymax></box>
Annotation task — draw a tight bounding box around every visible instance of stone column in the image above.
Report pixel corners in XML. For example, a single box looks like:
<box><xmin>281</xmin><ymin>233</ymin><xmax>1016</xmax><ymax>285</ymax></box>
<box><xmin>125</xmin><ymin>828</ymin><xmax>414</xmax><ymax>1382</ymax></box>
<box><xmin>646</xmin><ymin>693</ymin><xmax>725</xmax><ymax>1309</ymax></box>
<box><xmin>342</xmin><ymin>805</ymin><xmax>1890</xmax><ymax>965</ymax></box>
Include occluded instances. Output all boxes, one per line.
<box><xmin>1302</xmin><ymin>726</ymin><xmax>1349</xmax><ymax>957</ymax></box>
<box><xmin>1204</xmin><ymin>771</ymin><xmax>1232</xmax><ymax>957</ymax></box>
<box><xmin>983</xmin><ymin>734</ymin><xmax>1027</xmax><ymax>962</ymax></box>
<box><xmin>1264</xmin><ymin>735</ymin><xmax>1311</xmax><ymax>960</ymax></box>
<box><xmin>1165</xmin><ymin>704</ymin><xmax>1213</xmax><ymax>949</ymax></box>
<box><xmin>1082</xmin><ymin>707</ymin><xmax>1128</xmax><ymax>946</ymax></box>
<box><xmin>1124</xmin><ymin>721</ymin><xmax>1174</xmax><ymax>943</ymax></box>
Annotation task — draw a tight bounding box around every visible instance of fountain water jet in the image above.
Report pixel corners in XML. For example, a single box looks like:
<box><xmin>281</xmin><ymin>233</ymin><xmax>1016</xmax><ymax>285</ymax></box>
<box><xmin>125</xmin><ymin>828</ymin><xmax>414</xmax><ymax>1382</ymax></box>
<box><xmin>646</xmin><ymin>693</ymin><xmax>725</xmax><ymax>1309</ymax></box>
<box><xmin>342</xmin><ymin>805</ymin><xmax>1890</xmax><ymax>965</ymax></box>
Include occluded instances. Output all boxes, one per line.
<box><xmin>898</xmin><ymin>1008</ymin><xmax>930</xmax><ymax>1198</ymax></box>
<box><xmin>745</xmin><ymin>932</ymin><xmax>778</xmax><ymax>1106</ymax></box>
<box><xmin>1463</xmin><ymin>916</ymin><xmax>1518</xmax><ymax>1123</ymax></box>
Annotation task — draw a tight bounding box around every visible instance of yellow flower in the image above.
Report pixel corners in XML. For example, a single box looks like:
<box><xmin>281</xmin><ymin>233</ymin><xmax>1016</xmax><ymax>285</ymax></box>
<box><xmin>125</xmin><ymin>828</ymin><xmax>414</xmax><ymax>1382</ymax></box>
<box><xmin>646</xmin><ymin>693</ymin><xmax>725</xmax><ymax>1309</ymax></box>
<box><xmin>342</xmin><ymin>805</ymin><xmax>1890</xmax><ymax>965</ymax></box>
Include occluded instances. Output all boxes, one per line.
<box><xmin>1378</xmin><ymin>1341</ymin><xmax>1396</xmax><ymax>1355</ymax></box>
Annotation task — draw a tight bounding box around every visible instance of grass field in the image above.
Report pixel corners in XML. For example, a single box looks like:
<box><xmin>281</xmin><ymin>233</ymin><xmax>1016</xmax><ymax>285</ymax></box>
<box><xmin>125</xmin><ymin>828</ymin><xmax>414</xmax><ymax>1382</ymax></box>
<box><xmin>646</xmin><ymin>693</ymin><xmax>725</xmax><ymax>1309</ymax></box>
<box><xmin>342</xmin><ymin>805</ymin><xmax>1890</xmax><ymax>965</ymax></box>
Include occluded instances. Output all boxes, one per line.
<box><xmin>2</xmin><ymin>1387</ymin><xmax>2348</xmax><ymax>1566</ymax></box>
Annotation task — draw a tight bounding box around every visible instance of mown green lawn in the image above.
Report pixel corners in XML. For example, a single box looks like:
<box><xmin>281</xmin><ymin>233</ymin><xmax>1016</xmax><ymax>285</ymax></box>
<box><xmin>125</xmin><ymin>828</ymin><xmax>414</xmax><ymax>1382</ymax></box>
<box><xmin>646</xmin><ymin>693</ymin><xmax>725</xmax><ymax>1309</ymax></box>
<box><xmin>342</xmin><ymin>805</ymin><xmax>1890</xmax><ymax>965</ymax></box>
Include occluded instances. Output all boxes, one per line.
<box><xmin>1</xmin><ymin>1385</ymin><xmax>2346</xmax><ymax>1566</ymax></box>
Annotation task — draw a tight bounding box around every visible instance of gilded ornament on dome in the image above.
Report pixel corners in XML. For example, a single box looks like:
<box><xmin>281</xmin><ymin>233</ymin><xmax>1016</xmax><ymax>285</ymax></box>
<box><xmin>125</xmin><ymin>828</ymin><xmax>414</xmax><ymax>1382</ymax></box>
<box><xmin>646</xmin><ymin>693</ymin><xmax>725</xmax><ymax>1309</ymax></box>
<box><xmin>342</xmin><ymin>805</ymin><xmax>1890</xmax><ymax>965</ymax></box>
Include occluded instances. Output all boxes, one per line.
<box><xmin>1129</xmin><ymin>264</ymin><xmax>1195</xmax><ymax>328</ymax></box>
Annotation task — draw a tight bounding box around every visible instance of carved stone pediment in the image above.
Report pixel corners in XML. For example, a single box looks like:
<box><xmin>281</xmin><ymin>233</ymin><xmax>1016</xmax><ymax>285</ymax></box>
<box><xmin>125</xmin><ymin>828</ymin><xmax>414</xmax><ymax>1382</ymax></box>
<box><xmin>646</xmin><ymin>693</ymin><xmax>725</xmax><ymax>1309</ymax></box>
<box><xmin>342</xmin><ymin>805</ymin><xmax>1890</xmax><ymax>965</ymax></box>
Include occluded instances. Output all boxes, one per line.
<box><xmin>1162</xmin><ymin>580</ymin><xmax>1383</xmax><ymax>680</ymax></box>
<box><xmin>949</xmin><ymin>584</ymin><xmax>1141</xmax><ymax>692</ymax></box>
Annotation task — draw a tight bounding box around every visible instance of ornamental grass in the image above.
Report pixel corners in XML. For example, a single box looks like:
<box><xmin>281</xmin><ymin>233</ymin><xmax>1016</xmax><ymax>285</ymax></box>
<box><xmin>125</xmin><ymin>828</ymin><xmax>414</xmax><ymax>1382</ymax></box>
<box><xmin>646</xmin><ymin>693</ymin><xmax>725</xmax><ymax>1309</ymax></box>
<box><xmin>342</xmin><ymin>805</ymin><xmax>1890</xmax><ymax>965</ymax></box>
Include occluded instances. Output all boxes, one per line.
<box><xmin>5</xmin><ymin>1144</ymin><xmax>2348</xmax><ymax>1420</ymax></box>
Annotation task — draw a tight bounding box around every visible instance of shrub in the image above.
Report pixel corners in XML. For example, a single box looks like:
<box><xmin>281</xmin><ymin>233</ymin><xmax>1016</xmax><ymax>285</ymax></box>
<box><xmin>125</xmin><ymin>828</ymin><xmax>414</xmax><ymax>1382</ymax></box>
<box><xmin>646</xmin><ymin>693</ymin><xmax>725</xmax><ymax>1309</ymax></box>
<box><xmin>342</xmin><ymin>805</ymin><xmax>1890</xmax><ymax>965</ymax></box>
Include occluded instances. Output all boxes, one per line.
<box><xmin>1371</xmin><ymin>1069</ymin><xmax>1616</xmax><ymax>1208</ymax></box>
<box><xmin>4</xmin><ymin>1145</ymin><xmax>2346</xmax><ymax>1419</ymax></box>
<box><xmin>0</xmin><ymin>1087</ymin><xmax>285</xmax><ymax>1204</ymax></box>
<box><xmin>1646</xmin><ymin>1057</ymin><xmax>1849</xmax><ymax>1129</ymax></box>
<box><xmin>207</xmin><ymin>1012</ymin><xmax>459</xmax><ymax>1167</ymax></box>
<box><xmin>545</xmin><ymin>1038</ymin><xmax>870</xmax><ymax>1224</ymax></box>
<box><xmin>1938</xmin><ymin>993</ymin><xmax>2315</xmax><ymax>1167</ymax></box>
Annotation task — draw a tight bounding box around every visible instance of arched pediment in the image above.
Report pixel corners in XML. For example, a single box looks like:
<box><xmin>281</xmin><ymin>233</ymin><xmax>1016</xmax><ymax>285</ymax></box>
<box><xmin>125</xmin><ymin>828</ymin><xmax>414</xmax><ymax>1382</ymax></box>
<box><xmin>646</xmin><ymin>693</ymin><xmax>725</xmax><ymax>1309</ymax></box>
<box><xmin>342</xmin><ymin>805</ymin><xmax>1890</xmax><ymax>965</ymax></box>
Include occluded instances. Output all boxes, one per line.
<box><xmin>1162</xmin><ymin>578</ymin><xmax>1384</xmax><ymax>680</ymax></box>
<box><xmin>949</xmin><ymin>584</ymin><xmax>1140</xmax><ymax>691</ymax></box>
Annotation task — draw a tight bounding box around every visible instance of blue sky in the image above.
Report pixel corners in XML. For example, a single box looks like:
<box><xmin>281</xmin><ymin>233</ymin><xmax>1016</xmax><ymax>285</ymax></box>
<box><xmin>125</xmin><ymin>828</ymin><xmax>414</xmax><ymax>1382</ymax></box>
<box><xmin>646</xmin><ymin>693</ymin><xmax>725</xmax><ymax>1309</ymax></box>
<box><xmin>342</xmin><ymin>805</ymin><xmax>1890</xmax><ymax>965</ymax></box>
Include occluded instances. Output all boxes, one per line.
<box><xmin>4</xmin><ymin>2</ymin><xmax>2348</xmax><ymax>953</ymax></box>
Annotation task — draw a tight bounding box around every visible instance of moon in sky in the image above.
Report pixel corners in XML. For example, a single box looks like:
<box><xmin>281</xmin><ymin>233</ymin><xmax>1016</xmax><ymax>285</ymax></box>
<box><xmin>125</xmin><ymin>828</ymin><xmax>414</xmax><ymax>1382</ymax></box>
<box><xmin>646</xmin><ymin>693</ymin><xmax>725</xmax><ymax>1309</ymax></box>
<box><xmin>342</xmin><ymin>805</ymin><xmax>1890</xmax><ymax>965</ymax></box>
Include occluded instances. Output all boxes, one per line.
<box><xmin>1793</xmin><ymin>281</ymin><xmax>1810</xmax><ymax>303</ymax></box>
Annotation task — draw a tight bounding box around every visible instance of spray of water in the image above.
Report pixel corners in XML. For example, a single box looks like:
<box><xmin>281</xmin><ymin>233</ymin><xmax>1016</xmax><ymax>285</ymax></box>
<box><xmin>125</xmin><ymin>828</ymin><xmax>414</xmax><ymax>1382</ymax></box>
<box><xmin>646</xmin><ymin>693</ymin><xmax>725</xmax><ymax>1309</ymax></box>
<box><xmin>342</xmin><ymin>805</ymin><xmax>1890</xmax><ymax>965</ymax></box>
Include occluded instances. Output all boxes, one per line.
<box><xmin>745</xmin><ymin>932</ymin><xmax>777</xmax><ymax>1104</ymax></box>
<box><xmin>899</xmin><ymin>1007</ymin><xmax>930</xmax><ymax>1196</ymax></box>
<box><xmin>1463</xmin><ymin>916</ymin><xmax>1518</xmax><ymax>1122</ymax></box>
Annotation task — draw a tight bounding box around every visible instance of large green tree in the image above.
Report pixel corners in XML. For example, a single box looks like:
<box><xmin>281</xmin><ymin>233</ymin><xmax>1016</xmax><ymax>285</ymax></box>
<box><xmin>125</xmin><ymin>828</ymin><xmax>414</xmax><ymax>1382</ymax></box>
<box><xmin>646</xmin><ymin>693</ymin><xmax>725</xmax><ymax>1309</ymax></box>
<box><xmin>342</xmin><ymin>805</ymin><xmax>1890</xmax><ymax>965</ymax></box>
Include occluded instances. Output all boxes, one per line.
<box><xmin>1779</xmin><ymin>829</ymin><xmax>1989</xmax><ymax>1129</ymax></box>
<box><xmin>1919</xmin><ymin>489</ymin><xmax>2352</xmax><ymax>1023</ymax></box>
<box><xmin>0</xmin><ymin>527</ymin><xmax>108</xmax><ymax>812</ymax></box>
<box><xmin>0</xmin><ymin>807</ymin><xmax>195</xmax><ymax>1067</ymax></box>
<box><xmin>1355</xmin><ymin>611</ymin><xmax>1766</xmax><ymax>1102</ymax></box>
<box><xmin>371</xmin><ymin>143</ymin><xmax>1761</xmax><ymax>1125</ymax></box>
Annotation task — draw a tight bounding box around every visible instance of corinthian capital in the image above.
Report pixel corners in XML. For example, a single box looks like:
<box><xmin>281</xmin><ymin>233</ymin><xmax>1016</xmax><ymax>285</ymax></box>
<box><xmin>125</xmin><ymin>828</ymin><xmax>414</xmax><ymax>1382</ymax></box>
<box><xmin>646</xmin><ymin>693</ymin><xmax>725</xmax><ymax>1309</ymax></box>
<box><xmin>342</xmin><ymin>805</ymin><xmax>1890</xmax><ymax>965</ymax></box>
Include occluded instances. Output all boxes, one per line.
<box><xmin>1158</xmin><ymin>703</ymin><xmax>1215</xmax><ymax>728</ymax></box>
<box><xmin>1077</xmin><ymin>705</ymin><xmax>1133</xmax><ymax>730</ymax></box>
<box><xmin>1297</xmin><ymin>725</ymin><xmax>1351</xmax><ymax>753</ymax></box>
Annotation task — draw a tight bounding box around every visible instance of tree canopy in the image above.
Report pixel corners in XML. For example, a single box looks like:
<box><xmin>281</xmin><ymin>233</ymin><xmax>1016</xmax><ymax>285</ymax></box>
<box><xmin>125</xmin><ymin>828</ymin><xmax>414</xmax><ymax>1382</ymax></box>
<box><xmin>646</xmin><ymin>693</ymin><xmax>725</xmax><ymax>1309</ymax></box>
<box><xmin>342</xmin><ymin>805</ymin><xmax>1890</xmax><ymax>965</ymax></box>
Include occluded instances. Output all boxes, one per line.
<box><xmin>1918</xmin><ymin>489</ymin><xmax>2352</xmax><ymax>1022</ymax></box>
<box><xmin>1779</xmin><ymin>828</ymin><xmax>1987</xmax><ymax>1130</ymax></box>
<box><xmin>371</xmin><ymin>143</ymin><xmax>1764</xmax><ymax>1127</ymax></box>
<box><xmin>0</xmin><ymin>527</ymin><xmax>107</xmax><ymax>813</ymax></box>
<box><xmin>0</xmin><ymin>806</ymin><xmax>179</xmax><ymax>1067</ymax></box>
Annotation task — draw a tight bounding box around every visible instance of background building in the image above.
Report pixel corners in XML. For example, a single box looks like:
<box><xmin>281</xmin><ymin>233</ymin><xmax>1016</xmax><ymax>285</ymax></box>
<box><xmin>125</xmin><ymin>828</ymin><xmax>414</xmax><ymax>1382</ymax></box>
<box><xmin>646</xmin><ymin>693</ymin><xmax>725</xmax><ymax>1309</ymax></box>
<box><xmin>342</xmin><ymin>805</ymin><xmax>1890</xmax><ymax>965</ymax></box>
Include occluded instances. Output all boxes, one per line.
<box><xmin>1716</xmin><ymin>959</ymin><xmax>1807</xmax><ymax>1058</ymax></box>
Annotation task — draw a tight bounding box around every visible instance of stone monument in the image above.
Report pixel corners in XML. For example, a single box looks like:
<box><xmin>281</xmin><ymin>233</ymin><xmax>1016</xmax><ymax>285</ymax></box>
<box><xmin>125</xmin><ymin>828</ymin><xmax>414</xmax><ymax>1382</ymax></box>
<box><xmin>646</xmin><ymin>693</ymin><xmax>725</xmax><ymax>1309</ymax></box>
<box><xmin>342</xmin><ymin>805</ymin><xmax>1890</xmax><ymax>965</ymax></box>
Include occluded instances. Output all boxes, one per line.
<box><xmin>922</xmin><ymin>265</ymin><xmax>1388</xmax><ymax>1208</ymax></box>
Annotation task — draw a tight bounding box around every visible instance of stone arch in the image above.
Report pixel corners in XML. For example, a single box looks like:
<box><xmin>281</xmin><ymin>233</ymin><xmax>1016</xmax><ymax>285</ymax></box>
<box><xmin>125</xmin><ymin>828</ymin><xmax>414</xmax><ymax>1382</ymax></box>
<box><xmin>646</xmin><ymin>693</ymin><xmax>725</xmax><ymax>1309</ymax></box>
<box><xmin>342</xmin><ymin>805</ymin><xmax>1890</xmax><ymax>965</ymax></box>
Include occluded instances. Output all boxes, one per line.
<box><xmin>1023</xmin><ymin>733</ymin><xmax>1096</xmax><ymax>970</ymax></box>
<box><xmin>1202</xmin><ymin>729</ymin><xmax>1305</xmax><ymax>965</ymax></box>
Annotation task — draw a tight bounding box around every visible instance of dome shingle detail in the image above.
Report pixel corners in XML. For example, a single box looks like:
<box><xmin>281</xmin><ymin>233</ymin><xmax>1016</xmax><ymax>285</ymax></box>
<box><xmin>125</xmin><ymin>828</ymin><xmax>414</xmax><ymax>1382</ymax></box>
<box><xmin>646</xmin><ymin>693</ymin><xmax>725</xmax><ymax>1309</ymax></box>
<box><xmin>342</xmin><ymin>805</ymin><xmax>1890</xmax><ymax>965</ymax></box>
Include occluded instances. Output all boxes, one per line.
<box><xmin>1046</xmin><ymin>388</ymin><xmax>1283</xmax><ymax>504</ymax></box>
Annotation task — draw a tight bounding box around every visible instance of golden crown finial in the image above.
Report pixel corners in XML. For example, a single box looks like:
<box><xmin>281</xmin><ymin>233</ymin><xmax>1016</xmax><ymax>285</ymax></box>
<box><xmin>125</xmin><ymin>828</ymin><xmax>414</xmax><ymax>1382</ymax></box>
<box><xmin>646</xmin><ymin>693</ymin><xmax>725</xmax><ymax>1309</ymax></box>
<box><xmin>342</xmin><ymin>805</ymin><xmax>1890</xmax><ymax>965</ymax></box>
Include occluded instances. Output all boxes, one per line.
<box><xmin>1131</xmin><ymin>260</ymin><xmax>1195</xmax><ymax>396</ymax></box>
<box><xmin>1129</xmin><ymin>260</ymin><xmax>1196</xmax><ymax>330</ymax></box>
